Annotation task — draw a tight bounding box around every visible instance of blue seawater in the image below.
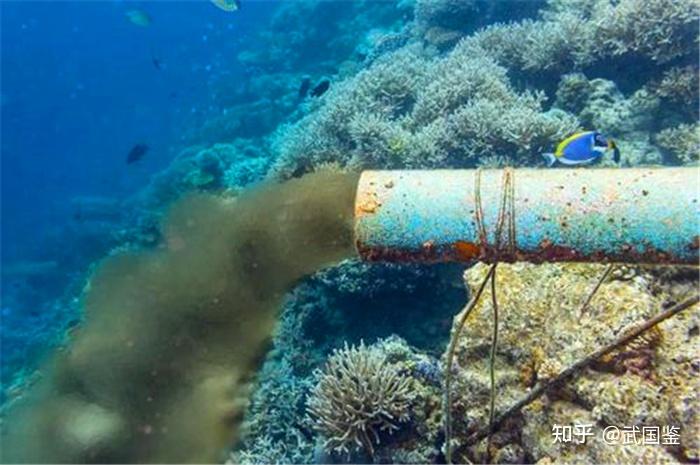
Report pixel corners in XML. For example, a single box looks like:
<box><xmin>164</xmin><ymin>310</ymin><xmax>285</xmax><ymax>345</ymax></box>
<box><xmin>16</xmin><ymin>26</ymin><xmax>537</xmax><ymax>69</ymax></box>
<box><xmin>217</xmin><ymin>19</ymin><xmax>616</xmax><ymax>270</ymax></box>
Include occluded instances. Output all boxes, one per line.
<box><xmin>1</xmin><ymin>0</ymin><xmax>698</xmax><ymax>463</ymax></box>
<box><xmin>1</xmin><ymin>0</ymin><xmax>272</xmax><ymax>400</ymax></box>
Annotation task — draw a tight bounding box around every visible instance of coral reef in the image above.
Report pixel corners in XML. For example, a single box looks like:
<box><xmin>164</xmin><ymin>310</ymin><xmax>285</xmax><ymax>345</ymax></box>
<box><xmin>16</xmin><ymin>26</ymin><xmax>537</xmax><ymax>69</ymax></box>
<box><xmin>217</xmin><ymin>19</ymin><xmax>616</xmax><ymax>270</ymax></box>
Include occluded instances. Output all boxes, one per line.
<box><xmin>233</xmin><ymin>336</ymin><xmax>445</xmax><ymax>465</ymax></box>
<box><xmin>414</xmin><ymin>0</ymin><xmax>542</xmax><ymax>49</ymax></box>
<box><xmin>230</xmin><ymin>260</ymin><xmax>465</xmax><ymax>462</ymax></box>
<box><xmin>141</xmin><ymin>141</ymin><xmax>271</xmax><ymax>208</ymax></box>
<box><xmin>271</xmin><ymin>0</ymin><xmax>697</xmax><ymax>177</ymax></box>
<box><xmin>229</xmin><ymin>358</ymin><xmax>316</xmax><ymax>465</ymax></box>
<box><xmin>654</xmin><ymin>66</ymin><xmax>700</xmax><ymax>108</ymax></box>
<box><xmin>270</xmin><ymin>43</ymin><xmax>579</xmax><ymax>177</ymax></box>
<box><xmin>307</xmin><ymin>341</ymin><xmax>414</xmax><ymax>457</ymax></box>
<box><xmin>655</xmin><ymin>123</ymin><xmax>700</xmax><ymax>165</ymax></box>
<box><xmin>4</xmin><ymin>0</ymin><xmax>698</xmax><ymax>463</ymax></box>
<box><xmin>462</xmin><ymin>0</ymin><xmax>699</xmax><ymax>70</ymax></box>
<box><xmin>445</xmin><ymin>262</ymin><xmax>699</xmax><ymax>463</ymax></box>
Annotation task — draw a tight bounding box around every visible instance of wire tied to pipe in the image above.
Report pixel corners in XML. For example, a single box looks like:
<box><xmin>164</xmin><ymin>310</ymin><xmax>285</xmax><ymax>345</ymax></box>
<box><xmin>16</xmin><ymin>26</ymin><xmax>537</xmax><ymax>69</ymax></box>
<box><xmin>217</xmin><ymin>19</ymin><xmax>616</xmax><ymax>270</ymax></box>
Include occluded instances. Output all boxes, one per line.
<box><xmin>444</xmin><ymin>168</ymin><xmax>516</xmax><ymax>464</ymax></box>
<box><xmin>474</xmin><ymin>168</ymin><xmax>516</xmax><ymax>262</ymax></box>
<box><xmin>444</xmin><ymin>169</ymin><xmax>641</xmax><ymax>464</ymax></box>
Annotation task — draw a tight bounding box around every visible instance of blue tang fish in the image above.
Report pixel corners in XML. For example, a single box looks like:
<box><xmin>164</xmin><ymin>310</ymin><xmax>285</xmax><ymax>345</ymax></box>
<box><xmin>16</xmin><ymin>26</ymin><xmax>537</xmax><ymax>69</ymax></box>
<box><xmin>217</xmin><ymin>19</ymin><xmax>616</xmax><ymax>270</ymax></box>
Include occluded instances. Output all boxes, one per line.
<box><xmin>543</xmin><ymin>131</ymin><xmax>620</xmax><ymax>166</ymax></box>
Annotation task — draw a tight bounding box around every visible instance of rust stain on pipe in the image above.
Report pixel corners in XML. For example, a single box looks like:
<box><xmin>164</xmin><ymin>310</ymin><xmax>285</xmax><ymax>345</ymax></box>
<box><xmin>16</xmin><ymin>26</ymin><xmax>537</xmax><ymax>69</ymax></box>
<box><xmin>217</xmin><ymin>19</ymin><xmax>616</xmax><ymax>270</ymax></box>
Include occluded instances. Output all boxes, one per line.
<box><xmin>353</xmin><ymin>168</ymin><xmax>700</xmax><ymax>265</ymax></box>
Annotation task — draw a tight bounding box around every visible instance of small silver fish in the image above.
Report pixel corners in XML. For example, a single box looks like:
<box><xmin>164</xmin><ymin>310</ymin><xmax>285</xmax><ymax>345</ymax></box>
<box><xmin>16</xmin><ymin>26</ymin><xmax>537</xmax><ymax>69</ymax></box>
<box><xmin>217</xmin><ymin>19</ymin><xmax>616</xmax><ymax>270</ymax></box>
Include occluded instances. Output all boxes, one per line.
<box><xmin>126</xmin><ymin>9</ymin><xmax>151</xmax><ymax>27</ymax></box>
<box><xmin>210</xmin><ymin>0</ymin><xmax>240</xmax><ymax>12</ymax></box>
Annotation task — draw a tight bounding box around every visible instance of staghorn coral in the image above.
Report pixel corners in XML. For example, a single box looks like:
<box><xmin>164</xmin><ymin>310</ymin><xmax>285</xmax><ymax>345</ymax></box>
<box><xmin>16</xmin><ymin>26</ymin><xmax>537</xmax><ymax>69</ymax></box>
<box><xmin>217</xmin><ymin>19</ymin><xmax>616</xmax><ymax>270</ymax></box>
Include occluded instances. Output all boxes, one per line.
<box><xmin>231</xmin><ymin>256</ymin><xmax>465</xmax><ymax>463</ymax></box>
<box><xmin>306</xmin><ymin>341</ymin><xmax>415</xmax><ymax>457</ymax></box>
<box><xmin>269</xmin><ymin>45</ymin><xmax>432</xmax><ymax>177</ymax></box>
<box><xmin>230</xmin><ymin>434</ymin><xmax>302</xmax><ymax>465</ymax></box>
<box><xmin>234</xmin><ymin>303</ymin><xmax>447</xmax><ymax>464</ymax></box>
<box><xmin>460</xmin><ymin>15</ymin><xmax>595</xmax><ymax>71</ymax></box>
<box><xmin>444</xmin><ymin>262</ymin><xmax>700</xmax><ymax>463</ymax></box>
<box><xmin>8</xmin><ymin>1</ymin><xmax>698</xmax><ymax>463</ymax></box>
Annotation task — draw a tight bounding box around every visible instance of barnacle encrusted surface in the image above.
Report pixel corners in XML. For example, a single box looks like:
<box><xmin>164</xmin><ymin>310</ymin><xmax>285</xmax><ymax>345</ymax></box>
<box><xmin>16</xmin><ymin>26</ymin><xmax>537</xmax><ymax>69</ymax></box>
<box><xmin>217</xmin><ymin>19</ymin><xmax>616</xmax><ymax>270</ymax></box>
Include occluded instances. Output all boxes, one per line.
<box><xmin>446</xmin><ymin>262</ymin><xmax>700</xmax><ymax>463</ymax></box>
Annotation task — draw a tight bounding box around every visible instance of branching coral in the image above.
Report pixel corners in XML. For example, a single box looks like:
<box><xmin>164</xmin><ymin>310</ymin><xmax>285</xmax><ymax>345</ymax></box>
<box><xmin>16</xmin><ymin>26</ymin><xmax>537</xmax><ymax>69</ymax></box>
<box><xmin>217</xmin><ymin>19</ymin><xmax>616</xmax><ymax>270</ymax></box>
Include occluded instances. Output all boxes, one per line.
<box><xmin>414</xmin><ymin>0</ymin><xmax>543</xmax><ymax>49</ymax></box>
<box><xmin>655</xmin><ymin>123</ymin><xmax>700</xmax><ymax>165</ymax></box>
<box><xmin>269</xmin><ymin>46</ymin><xmax>433</xmax><ymax>177</ymax></box>
<box><xmin>655</xmin><ymin>66</ymin><xmax>700</xmax><ymax>103</ymax></box>
<box><xmin>592</xmin><ymin>0</ymin><xmax>699</xmax><ymax>63</ymax></box>
<box><xmin>462</xmin><ymin>0</ymin><xmax>699</xmax><ymax>70</ymax></box>
<box><xmin>651</xmin><ymin>66</ymin><xmax>700</xmax><ymax>121</ymax></box>
<box><xmin>141</xmin><ymin>141</ymin><xmax>271</xmax><ymax>211</ymax></box>
<box><xmin>268</xmin><ymin>0</ymin><xmax>698</xmax><ymax>177</ymax></box>
<box><xmin>306</xmin><ymin>341</ymin><xmax>415</xmax><ymax>457</ymax></box>
<box><xmin>460</xmin><ymin>16</ymin><xmax>595</xmax><ymax>71</ymax></box>
<box><xmin>230</xmin><ymin>358</ymin><xmax>316</xmax><ymax>465</ymax></box>
<box><xmin>270</xmin><ymin>41</ymin><xmax>579</xmax><ymax>176</ymax></box>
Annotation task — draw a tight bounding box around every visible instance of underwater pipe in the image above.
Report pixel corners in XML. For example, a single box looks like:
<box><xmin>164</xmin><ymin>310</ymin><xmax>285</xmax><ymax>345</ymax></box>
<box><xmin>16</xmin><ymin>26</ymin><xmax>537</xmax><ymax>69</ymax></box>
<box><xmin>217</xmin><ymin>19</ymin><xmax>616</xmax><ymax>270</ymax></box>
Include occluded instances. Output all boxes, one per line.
<box><xmin>355</xmin><ymin>168</ymin><xmax>699</xmax><ymax>265</ymax></box>
<box><xmin>2</xmin><ymin>168</ymin><xmax>696</xmax><ymax>464</ymax></box>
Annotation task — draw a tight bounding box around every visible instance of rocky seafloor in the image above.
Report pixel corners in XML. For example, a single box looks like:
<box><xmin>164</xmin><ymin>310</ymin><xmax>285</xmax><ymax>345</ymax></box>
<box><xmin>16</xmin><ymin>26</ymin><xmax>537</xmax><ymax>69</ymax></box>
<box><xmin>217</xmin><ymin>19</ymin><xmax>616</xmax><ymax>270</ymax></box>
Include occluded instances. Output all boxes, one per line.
<box><xmin>2</xmin><ymin>0</ymin><xmax>698</xmax><ymax>463</ymax></box>
<box><xmin>231</xmin><ymin>263</ymin><xmax>699</xmax><ymax>464</ymax></box>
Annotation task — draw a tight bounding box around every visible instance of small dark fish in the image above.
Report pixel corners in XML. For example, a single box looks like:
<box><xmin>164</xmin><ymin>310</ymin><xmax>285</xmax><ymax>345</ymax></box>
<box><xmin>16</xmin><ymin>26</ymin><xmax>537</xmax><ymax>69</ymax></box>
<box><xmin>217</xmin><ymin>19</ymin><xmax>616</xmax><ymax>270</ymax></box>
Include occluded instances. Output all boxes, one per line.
<box><xmin>310</xmin><ymin>79</ymin><xmax>330</xmax><ymax>97</ymax></box>
<box><xmin>126</xmin><ymin>143</ymin><xmax>149</xmax><ymax>164</ymax></box>
<box><xmin>152</xmin><ymin>56</ymin><xmax>162</xmax><ymax>70</ymax></box>
<box><xmin>298</xmin><ymin>76</ymin><xmax>311</xmax><ymax>99</ymax></box>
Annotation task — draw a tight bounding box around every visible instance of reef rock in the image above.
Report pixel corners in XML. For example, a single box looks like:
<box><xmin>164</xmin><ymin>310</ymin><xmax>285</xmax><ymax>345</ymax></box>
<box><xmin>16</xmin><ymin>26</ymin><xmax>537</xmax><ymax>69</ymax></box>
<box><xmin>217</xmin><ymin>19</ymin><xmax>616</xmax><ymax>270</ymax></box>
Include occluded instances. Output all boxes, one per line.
<box><xmin>445</xmin><ymin>262</ymin><xmax>699</xmax><ymax>463</ymax></box>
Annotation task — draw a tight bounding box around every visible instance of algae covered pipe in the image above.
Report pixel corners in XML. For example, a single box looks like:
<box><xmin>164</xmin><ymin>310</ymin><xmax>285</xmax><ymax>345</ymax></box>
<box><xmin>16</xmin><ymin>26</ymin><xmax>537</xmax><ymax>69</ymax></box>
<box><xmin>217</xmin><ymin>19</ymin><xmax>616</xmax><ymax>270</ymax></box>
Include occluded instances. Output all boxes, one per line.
<box><xmin>354</xmin><ymin>168</ymin><xmax>699</xmax><ymax>265</ymax></box>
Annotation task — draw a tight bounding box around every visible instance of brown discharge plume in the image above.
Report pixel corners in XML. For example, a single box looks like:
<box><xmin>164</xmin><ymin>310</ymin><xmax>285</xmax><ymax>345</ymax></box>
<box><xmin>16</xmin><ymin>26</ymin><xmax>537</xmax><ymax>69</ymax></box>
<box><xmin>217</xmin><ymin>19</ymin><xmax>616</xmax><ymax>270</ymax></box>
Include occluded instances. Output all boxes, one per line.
<box><xmin>2</xmin><ymin>171</ymin><xmax>359</xmax><ymax>463</ymax></box>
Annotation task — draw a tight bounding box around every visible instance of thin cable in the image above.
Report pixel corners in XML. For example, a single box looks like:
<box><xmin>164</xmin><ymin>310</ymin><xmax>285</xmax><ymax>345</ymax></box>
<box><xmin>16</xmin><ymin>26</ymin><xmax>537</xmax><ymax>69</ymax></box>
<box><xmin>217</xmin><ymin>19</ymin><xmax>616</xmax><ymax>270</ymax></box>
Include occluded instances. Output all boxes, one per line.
<box><xmin>474</xmin><ymin>168</ymin><xmax>488</xmax><ymax>252</ymax></box>
<box><xmin>579</xmin><ymin>264</ymin><xmax>616</xmax><ymax>316</ymax></box>
<box><xmin>486</xmin><ymin>264</ymin><xmax>499</xmax><ymax>462</ymax></box>
<box><xmin>464</xmin><ymin>294</ymin><xmax>700</xmax><ymax>445</ymax></box>
<box><xmin>444</xmin><ymin>168</ymin><xmax>517</xmax><ymax>463</ymax></box>
<box><xmin>444</xmin><ymin>263</ymin><xmax>496</xmax><ymax>464</ymax></box>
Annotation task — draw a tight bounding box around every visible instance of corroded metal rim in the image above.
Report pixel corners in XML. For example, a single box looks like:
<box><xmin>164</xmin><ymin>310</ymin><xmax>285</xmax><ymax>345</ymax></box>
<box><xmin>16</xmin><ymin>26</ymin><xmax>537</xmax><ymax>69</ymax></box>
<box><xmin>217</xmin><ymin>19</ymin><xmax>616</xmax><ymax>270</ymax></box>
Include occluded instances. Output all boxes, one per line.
<box><xmin>354</xmin><ymin>168</ymin><xmax>700</xmax><ymax>265</ymax></box>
